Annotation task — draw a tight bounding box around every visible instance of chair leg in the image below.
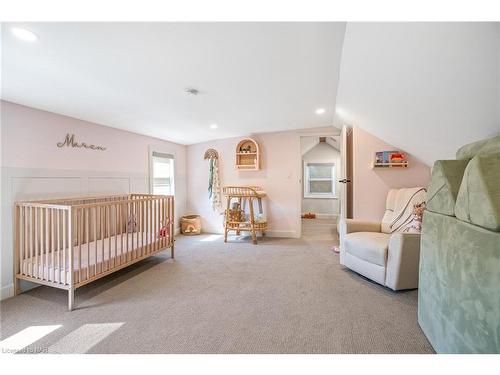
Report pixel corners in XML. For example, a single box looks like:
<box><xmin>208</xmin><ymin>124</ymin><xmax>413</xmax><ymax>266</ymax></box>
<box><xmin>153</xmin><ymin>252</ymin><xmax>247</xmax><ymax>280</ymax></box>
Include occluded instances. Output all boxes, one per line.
<box><xmin>171</xmin><ymin>243</ymin><xmax>175</xmax><ymax>259</ymax></box>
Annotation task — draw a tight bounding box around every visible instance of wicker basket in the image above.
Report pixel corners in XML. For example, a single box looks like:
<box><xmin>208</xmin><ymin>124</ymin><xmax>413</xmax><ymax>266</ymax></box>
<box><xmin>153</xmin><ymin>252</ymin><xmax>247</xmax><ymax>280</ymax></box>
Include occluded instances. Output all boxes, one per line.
<box><xmin>181</xmin><ymin>215</ymin><xmax>201</xmax><ymax>235</ymax></box>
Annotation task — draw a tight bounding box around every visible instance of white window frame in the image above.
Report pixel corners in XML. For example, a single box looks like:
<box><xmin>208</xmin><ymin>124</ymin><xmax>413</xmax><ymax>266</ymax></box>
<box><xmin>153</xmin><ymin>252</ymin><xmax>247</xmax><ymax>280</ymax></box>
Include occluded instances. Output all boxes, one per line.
<box><xmin>303</xmin><ymin>161</ymin><xmax>336</xmax><ymax>199</ymax></box>
<box><xmin>149</xmin><ymin>149</ymin><xmax>175</xmax><ymax>196</ymax></box>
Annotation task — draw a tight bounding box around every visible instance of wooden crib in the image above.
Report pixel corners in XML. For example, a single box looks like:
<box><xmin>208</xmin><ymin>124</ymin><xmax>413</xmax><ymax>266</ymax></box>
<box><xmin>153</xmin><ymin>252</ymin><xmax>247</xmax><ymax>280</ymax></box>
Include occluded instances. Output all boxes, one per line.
<box><xmin>13</xmin><ymin>194</ymin><xmax>174</xmax><ymax>310</ymax></box>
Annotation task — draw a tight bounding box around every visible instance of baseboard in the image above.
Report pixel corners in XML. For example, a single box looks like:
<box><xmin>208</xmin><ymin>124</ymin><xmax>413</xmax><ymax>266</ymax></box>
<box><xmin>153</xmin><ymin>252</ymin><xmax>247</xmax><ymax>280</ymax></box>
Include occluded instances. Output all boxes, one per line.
<box><xmin>197</xmin><ymin>229</ymin><xmax>298</xmax><ymax>239</ymax></box>
<box><xmin>1</xmin><ymin>283</ymin><xmax>14</xmax><ymax>301</ymax></box>
<box><xmin>316</xmin><ymin>213</ymin><xmax>339</xmax><ymax>220</ymax></box>
<box><xmin>264</xmin><ymin>230</ymin><xmax>299</xmax><ymax>238</ymax></box>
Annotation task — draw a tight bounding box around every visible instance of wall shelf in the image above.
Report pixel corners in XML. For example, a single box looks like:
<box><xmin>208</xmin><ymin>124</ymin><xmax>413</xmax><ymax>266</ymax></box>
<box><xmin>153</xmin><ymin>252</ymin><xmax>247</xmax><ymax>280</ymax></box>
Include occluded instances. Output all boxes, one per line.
<box><xmin>236</xmin><ymin>138</ymin><xmax>260</xmax><ymax>170</ymax></box>
<box><xmin>372</xmin><ymin>162</ymin><xmax>409</xmax><ymax>169</ymax></box>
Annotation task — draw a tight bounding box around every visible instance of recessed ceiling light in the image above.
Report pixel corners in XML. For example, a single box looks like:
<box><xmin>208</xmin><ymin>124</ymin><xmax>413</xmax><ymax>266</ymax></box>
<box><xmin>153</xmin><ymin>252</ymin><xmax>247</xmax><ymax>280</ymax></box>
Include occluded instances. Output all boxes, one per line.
<box><xmin>11</xmin><ymin>27</ymin><xmax>38</xmax><ymax>42</ymax></box>
<box><xmin>209</xmin><ymin>123</ymin><xmax>218</xmax><ymax>129</ymax></box>
<box><xmin>315</xmin><ymin>108</ymin><xmax>326</xmax><ymax>115</ymax></box>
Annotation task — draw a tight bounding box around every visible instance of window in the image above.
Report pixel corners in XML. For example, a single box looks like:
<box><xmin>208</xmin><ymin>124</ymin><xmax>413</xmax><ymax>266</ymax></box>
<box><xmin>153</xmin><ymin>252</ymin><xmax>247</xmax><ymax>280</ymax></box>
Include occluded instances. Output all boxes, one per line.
<box><xmin>150</xmin><ymin>151</ymin><xmax>175</xmax><ymax>195</ymax></box>
<box><xmin>304</xmin><ymin>162</ymin><xmax>336</xmax><ymax>198</ymax></box>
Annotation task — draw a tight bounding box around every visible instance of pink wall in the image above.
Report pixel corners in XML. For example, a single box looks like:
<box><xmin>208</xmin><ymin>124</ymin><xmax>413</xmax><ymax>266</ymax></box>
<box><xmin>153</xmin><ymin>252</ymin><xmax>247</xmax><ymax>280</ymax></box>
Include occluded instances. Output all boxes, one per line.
<box><xmin>1</xmin><ymin>101</ymin><xmax>186</xmax><ymax>174</ymax></box>
<box><xmin>1</xmin><ymin>100</ymin><xmax>187</xmax><ymax>224</ymax></box>
<box><xmin>352</xmin><ymin>126</ymin><xmax>431</xmax><ymax>221</ymax></box>
<box><xmin>186</xmin><ymin>131</ymin><xmax>303</xmax><ymax>237</ymax></box>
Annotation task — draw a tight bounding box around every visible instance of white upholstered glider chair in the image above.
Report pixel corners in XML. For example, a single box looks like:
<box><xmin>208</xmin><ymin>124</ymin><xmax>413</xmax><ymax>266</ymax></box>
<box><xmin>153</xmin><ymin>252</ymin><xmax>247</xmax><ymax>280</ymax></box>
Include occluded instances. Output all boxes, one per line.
<box><xmin>338</xmin><ymin>187</ymin><xmax>426</xmax><ymax>290</ymax></box>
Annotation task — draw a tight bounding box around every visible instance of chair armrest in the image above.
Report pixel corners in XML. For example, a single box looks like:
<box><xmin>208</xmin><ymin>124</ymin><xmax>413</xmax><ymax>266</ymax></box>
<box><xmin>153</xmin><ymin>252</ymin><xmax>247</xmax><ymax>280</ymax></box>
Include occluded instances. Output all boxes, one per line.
<box><xmin>386</xmin><ymin>232</ymin><xmax>421</xmax><ymax>290</ymax></box>
<box><xmin>337</xmin><ymin>219</ymin><xmax>382</xmax><ymax>266</ymax></box>
<box><xmin>338</xmin><ymin>219</ymin><xmax>381</xmax><ymax>235</ymax></box>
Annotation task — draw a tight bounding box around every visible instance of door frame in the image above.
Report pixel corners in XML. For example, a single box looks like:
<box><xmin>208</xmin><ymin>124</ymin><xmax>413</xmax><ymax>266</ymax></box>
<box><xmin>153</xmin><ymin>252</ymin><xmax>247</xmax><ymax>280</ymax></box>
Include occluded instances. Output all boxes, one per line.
<box><xmin>339</xmin><ymin>124</ymin><xmax>353</xmax><ymax>220</ymax></box>
<box><xmin>298</xmin><ymin>130</ymin><xmax>343</xmax><ymax>237</ymax></box>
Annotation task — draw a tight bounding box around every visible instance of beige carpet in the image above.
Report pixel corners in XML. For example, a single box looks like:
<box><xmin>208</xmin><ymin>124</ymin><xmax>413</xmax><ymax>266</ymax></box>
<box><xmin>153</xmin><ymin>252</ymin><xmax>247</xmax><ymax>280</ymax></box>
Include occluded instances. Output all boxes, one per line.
<box><xmin>0</xmin><ymin>220</ymin><xmax>434</xmax><ymax>354</ymax></box>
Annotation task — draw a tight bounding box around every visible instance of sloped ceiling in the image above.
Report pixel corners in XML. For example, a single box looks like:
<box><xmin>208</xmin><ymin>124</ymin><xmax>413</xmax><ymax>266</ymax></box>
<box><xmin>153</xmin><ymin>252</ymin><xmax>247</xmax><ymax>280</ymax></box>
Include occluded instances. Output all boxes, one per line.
<box><xmin>335</xmin><ymin>22</ymin><xmax>500</xmax><ymax>166</ymax></box>
<box><xmin>1</xmin><ymin>22</ymin><xmax>346</xmax><ymax>145</ymax></box>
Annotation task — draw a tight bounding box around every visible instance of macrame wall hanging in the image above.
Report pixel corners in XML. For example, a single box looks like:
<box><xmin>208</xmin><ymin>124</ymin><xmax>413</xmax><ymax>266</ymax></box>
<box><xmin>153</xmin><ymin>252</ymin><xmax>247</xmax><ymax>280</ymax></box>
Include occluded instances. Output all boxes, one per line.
<box><xmin>204</xmin><ymin>148</ymin><xmax>222</xmax><ymax>211</ymax></box>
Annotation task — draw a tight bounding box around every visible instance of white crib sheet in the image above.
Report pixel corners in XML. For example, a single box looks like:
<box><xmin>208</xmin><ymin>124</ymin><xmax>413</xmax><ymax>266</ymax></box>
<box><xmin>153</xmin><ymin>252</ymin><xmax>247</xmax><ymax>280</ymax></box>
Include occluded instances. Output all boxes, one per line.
<box><xmin>21</xmin><ymin>232</ymin><xmax>170</xmax><ymax>284</ymax></box>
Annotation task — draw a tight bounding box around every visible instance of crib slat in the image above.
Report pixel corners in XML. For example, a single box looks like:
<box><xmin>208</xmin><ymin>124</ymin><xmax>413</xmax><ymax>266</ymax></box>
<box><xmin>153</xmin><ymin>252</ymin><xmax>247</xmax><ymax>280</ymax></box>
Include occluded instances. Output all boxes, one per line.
<box><xmin>149</xmin><ymin>199</ymin><xmax>153</xmax><ymax>254</ymax></box>
<box><xmin>29</xmin><ymin>207</ymin><xmax>33</xmax><ymax>276</ymax></box>
<box><xmin>114</xmin><ymin>205</ymin><xmax>118</xmax><ymax>268</ymax></box>
<box><xmin>35</xmin><ymin>208</ymin><xmax>39</xmax><ymax>278</ymax></box>
<box><xmin>101</xmin><ymin>206</ymin><xmax>105</xmax><ymax>272</ymax></box>
<box><xmin>86</xmin><ymin>207</ymin><xmax>90</xmax><ymax>280</ymax></box>
<box><xmin>118</xmin><ymin>203</ymin><xmax>123</xmax><ymax>265</ymax></box>
<box><xmin>42</xmin><ymin>208</ymin><xmax>46</xmax><ymax>279</ymax></box>
<box><xmin>131</xmin><ymin>202</ymin><xmax>135</xmax><ymax>260</ymax></box>
<box><xmin>45</xmin><ymin>208</ymin><xmax>49</xmax><ymax>281</ymax></box>
<box><xmin>164</xmin><ymin>198</ymin><xmax>167</xmax><ymax>248</ymax></box>
<box><xmin>94</xmin><ymin>207</ymin><xmax>97</xmax><ymax>276</ymax></box>
<box><xmin>63</xmin><ymin>210</ymin><xmax>67</xmax><ymax>285</ymax></box>
<box><xmin>51</xmin><ymin>209</ymin><xmax>55</xmax><ymax>282</ymax></box>
<box><xmin>79</xmin><ymin>208</ymin><xmax>82</xmax><ymax>282</ymax></box>
<box><xmin>141</xmin><ymin>199</ymin><xmax>144</xmax><ymax>255</ymax></box>
<box><xmin>155</xmin><ymin>198</ymin><xmax>158</xmax><ymax>251</ymax></box>
<box><xmin>154</xmin><ymin>198</ymin><xmax>158</xmax><ymax>251</ymax></box>
<box><xmin>40</xmin><ymin>208</ymin><xmax>45</xmax><ymax>279</ymax></box>
<box><xmin>135</xmin><ymin>201</ymin><xmax>139</xmax><ymax>257</ymax></box>
<box><xmin>56</xmin><ymin>210</ymin><xmax>60</xmax><ymax>284</ymax></box>
<box><xmin>125</xmin><ymin>202</ymin><xmax>129</xmax><ymax>261</ymax></box>
<box><xmin>107</xmin><ymin>205</ymin><xmax>112</xmax><ymax>267</ymax></box>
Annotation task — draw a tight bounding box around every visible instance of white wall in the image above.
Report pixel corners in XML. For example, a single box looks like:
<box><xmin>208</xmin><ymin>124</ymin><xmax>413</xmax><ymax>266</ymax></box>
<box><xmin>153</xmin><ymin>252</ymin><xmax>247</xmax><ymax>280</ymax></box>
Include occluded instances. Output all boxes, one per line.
<box><xmin>0</xmin><ymin>101</ymin><xmax>187</xmax><ymax>299</ymax></box>
<box><xmin>301</xmin><ymin>138</ymin><xmax>341</xmax><ymax>218</ymax></box>
<box><xmin>336</xmin><ymin>22</ymin><xmax>500</xmax><ymax>166</ymax></box>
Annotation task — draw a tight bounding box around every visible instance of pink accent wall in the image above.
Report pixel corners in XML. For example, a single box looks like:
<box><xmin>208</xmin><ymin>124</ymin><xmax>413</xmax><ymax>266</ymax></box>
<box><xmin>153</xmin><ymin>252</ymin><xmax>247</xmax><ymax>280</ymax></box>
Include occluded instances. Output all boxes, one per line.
<box><xmin>352</xmin><ymin>126</ymin><xmax>431</xmax><ymax>221</ymax></box>
<box><xmin>186</xmin><ymin>131</ymin><xmax>303</xmax><ymax>237</ymax></box>
<box><xmin>1</xmin><ymin>100</ymin><xmax>186</xmax><ymax>174</ymax></box>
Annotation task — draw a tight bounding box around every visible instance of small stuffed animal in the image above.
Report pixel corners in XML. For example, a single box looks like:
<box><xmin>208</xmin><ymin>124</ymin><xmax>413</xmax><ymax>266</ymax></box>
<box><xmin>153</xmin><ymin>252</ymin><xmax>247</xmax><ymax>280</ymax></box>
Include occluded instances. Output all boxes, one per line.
<box><xmin>127</xmin><ymin>214</ymin><xmax>137</xmax><ymax>233</ymax></box>
<box><xmin>404</xmin><ymin>202</ymin><xmax>426</xmax><ymax>233</ymax></box>
<box><xmin>158</xmin><ymin>219</ymin><xmax>172</xmax><ymax>238</ymax></box>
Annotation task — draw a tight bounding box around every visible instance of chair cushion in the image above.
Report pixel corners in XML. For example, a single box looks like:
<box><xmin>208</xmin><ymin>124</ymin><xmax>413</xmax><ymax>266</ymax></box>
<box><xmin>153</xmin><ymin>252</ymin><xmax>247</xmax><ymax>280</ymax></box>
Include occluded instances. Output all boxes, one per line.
<box><xmin>426</xmin><ymin>159</ymin><xmax>469</xmax><ymax>216</ymax></box>
<box><xmin>344</xmin><ymin>232</ymin><xmax>390</xmax><ymax>266</ymax></box>
<box><xmin>455</xmin><ymin>154</ymin><xmax>500</xmax><ymax>231</ymax></box>
<box><xmin>456</xmin><ymin>135</ymin><xmax>500</xmax><ymax>160</ymax></box>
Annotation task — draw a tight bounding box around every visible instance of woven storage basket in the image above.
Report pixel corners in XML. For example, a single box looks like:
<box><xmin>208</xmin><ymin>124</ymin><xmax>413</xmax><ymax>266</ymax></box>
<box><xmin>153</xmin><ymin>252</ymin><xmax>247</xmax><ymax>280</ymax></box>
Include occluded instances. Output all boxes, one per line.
<box><xmin>181</xmin><ymin>215</ymin><xmax>201</xmax><ymax>235</ymax></box>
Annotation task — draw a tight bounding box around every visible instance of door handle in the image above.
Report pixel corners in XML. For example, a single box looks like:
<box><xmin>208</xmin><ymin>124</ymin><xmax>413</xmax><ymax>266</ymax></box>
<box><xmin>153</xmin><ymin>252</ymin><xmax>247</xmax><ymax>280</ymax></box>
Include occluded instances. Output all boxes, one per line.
<box><xmin>338</xmin><ymin>179</ymin><xmax>351</xmax><ymax>184</ymax></box>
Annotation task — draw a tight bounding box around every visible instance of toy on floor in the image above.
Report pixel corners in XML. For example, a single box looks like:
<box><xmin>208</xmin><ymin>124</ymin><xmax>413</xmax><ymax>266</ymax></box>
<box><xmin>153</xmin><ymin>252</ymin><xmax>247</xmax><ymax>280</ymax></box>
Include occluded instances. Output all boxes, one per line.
<box><xmin>331</xmin><ymin>245</ymin><xmax>340</xmax><ymax>253</ymax></box>
<box><xmin>301</xmin><ymin>212</ymin><xmax>316</xmax><ymax>219</ymax></box>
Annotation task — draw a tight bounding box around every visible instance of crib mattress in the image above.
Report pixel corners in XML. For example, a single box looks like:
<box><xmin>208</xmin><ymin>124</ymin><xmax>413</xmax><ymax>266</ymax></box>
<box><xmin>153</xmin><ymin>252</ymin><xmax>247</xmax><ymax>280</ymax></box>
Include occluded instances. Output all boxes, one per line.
<box><xmin>21</xmin><ymin>232</ymin><xmax>170</xmax><ymax>284</ymax></box>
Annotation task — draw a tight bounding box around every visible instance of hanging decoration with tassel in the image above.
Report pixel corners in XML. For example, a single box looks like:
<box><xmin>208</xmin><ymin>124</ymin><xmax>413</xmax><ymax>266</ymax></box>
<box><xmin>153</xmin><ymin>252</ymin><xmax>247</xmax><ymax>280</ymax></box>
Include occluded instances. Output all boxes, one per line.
<box><xmin>204</xmin><ymin>148</ymin><xmax>222</xmax><ymax>211</ymax></box>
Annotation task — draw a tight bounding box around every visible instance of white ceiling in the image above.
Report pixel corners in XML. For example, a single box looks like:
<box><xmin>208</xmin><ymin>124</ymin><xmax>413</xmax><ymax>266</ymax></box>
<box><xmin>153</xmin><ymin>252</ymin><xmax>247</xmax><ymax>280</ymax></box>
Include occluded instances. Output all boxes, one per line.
<box><xmin>1</xmin><ymin>22</ymin><xmax>346</xmax><ymax>145</ymax></box>
<box><xmin>335</xmin><ymin>22</ymin><xmax>500</xmax><ymax>165</ymax></box>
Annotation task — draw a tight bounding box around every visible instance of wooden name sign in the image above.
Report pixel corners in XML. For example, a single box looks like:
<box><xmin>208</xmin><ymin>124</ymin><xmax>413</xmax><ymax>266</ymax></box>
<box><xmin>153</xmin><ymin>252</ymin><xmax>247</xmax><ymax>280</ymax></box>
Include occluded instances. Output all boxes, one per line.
<box><xmin>57</xmin><ymin>134</ymin><xmax>106</xmax><ymax>151</ymax></box>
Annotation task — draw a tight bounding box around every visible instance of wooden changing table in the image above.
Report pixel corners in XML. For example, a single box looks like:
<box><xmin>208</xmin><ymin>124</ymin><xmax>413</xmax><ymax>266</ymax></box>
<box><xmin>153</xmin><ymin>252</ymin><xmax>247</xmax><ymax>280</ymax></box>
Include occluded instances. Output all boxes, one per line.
<box><xmin>223</xmin><ymin>186</ymin><xmax>267</xmax><ymax>244</ymax></box>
